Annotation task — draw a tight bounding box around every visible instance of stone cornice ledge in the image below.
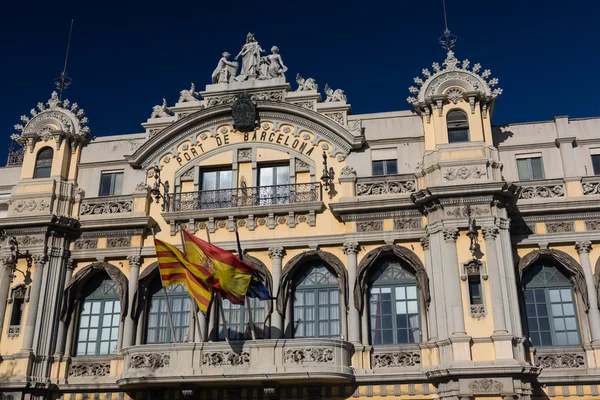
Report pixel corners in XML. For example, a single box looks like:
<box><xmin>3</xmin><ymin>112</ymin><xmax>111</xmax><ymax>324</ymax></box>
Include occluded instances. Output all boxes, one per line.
<box><xmin>331</xmin><ymin>196</ymin><xmax>416</xmax><ymax>217</ymax></box>
<box><xmin>425</xmin><ymin>364</ymin><xmax>540</xmax><ymax>380</ymax></box>
<box><xmin>79</xmin><ymin>216</ymin><xmax>156</xmax><ymax>232</ymax></box>
<box><xmin>513</xmin><ymin>231</ymin><xmax>600</xmax><ymax>246</ymax></box>
<box><xmin>161</xmin><ymin>201</ymin><xmax>324</xmax><ymax>221</ymax></box>
<box><xmin>516</xmin><ymin>197</ymin><xmax>600</xmax><ymax>215</ymax></box>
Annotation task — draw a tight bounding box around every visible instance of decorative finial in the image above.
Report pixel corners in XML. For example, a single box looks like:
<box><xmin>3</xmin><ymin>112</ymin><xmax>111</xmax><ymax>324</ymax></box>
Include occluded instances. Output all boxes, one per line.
<box><xmin>438</xmin><ymin>0</ymin><xmax>457</xmax><ymax>51</ymax></box>
<box><xmin>54</xmin><ymin>20</ymin><xmax>74</xmax><ymax>100</ymax></box>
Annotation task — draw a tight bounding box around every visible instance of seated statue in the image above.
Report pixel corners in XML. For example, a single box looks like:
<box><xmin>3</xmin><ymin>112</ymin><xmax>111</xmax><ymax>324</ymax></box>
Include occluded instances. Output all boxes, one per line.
<box><xmin>258</xmin><ymin>46</ymin><xmax>288</xmax><ymax>80</ymax></box>
<box><xmin>212</xmin><ymin>52</ymin><xmax>239</xmax><ymax>84</ymax></box>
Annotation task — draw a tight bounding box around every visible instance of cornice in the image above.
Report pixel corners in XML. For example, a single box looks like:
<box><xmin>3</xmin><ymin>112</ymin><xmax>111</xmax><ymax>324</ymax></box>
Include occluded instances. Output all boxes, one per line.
<box><xmin>515</xmin><ymin>197</ymin><xmax>600</xmax><ymax>215</ymax></box>
<box><xmin>79</xmin><ymin>216</ymin><xmax>156</xmax><ymax>232</ymax></box>
<box><xmin>330</xmin><ymin>196</ymin><xmax>416</xmax><ymax>217</ymax></box>
<box><xmin>496</xmin><ymin>142</ymin><xmax>557</xmax><ymax>152</ymax></box>
<box><xmin>513</xmin><ymin>231</ymin><xmax>600</xmax><ymax>246</ymax></box>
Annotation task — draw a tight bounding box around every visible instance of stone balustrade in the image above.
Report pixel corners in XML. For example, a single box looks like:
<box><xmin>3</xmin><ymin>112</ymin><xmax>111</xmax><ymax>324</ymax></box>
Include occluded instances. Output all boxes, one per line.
<box><xmin>119</xmin><ymin>339</ymin><xmax>353</xmax><ymax>388</ymax></box>
<box><xmin>355</xmin><ymin>174</ymin><xmax>417</xmax><ymax>197</ymax></box>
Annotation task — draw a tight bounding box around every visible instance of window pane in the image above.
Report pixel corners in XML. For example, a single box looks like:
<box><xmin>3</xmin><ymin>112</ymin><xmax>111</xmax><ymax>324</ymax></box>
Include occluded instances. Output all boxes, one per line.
<box><xmin>448</xmin><ymin>129</ymin><xmax>469</xmax><ymax>143</ymax></box>
<box><xmin>592</xmin><ymin>155</ymin><xmax>600</xmax><ymax>175</ymax></box>
<box><xmin>201</xmin><ymin>172</ymin><xmax>217</xmax><ymax>190</ymax></box>
<box><xmin>372</xmin><ymin>161</ymin><xmax>384</xmax><ymax>176</ymax></box>
<box><xmin>259</xmin><ymin>167</ymin><xmax>274</xmax><ymax>186</ymax></box>
<box><xmin>385</xmin><ymin>160</ymin><xmax>398</xmax><ymax>175</ymax></box>
<box><xmin>530</xmin><ymin>157</ymin><xmax>545</xmax><ymax>179</ymax></box>
<box><xmin>113</xmin><ymin>172</ymin><xmax>124</xmax><ymax>196</ymax></box>
<box><xmin>276</xmin><ymin>166</ymin><xmax>290</xmax><ymax>185</ymax></box>
<box><xmin>517</xmin><ymin>159</ymin><xmax>531</xmax><ymax>180</ymax></box>
<box><xmin>219</xmin><ymin>170</ymin><xmax>233</xmax><ymax>189</ymax></box>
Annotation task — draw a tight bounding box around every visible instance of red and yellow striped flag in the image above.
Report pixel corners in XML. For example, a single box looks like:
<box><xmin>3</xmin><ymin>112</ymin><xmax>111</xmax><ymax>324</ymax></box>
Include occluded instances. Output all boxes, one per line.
<box><xmin>154</xmin><ymin>238</ymin><xmax>213</xmax><ymax>313</ymax></box>
<box><xmin>182</xmin><ymin>230</ymin><xmax>255</xmax><ymax>305</ymax></box>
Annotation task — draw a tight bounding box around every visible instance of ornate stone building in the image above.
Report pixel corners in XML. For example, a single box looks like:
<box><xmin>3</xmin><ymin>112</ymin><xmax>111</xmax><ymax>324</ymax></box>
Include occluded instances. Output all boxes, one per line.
<box><xmin>1</xmin><ymin>33</ymin><xmax>600</xmax><ymax>400</ymax></box>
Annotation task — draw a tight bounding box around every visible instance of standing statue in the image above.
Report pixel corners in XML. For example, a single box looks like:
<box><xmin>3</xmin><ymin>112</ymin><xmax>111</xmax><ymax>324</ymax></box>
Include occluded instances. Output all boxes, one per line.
<box><xmin>324</xmin><ymin>84</ymin><xmax>347</xmax><ymax>103</ymax></box>
<box><xmin>211</xmin><ymin>52</ymin><xmax>239</xmax><ymax>84</ymax></box>
<box><xmin>235</xmin><ymin>33</ymin><xmax>264</xmax><ymax>81</ymax></box>
<box><xmin>258</xmin><ymin>46</ymin><xmax>288</xmax><ymax>80</ymax></box>
<box><xmin>295</xmin><ymin>74</ymin><xmax>318</xmax><ymax>91</ymax></box>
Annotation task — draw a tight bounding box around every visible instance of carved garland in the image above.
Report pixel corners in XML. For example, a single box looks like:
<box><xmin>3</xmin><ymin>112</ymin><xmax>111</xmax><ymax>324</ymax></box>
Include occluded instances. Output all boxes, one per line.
<box><xmin>372</xmin><ymin>351</ymin><xmax>420</xmax><ymax>368</ymax></box>
<box><xmin>202</xmin><ymin>351</ymin><xmax>250</xmax><ymax>366</ymax></box>
<box><xmin>535</xmin><ymin>353</ymin><xmax>585</xmax><ymax>369</ymax></box>
<box><xmin>69</xmin><ymin>363</ymin><xmax>111</xmax><ymax>377</ymax></box>
<box><xmin>129</xmin><ymin>353</ymin><xmax>170</xmax><ymax>369</ymax></box>
<box><xmin>284</xmin><ymin>348</ymin><xmax>334</xmax><ymax>364</ymax></box>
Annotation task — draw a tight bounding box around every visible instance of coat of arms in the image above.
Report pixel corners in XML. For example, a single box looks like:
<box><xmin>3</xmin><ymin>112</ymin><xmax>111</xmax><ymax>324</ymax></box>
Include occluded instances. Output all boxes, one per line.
<box><xmin>231</xmin><ymin>92</ymin><xmax>259</xmax><ymax>132</ymax></box>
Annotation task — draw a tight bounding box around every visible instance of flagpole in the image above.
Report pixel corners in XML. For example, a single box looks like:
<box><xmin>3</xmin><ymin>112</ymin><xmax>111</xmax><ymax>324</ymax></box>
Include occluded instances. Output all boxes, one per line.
<box><xmin>152</xmin><ymin>227</ymin><xmax>178</xmax><ymax>343</ymax></box>
<box><xmin>179</xmin><ymin>228</ymin><xmax>205</xmax><ymax>342</ymax></box>
<box><xmin>204</xmin><ymin>226</ymin><xmax>229</xmax><ymax>343</ymax></box>
<box><xmin>235</xmin><ymin>220</ymin><xmax>257</xmax><ymax>341</ymax></box>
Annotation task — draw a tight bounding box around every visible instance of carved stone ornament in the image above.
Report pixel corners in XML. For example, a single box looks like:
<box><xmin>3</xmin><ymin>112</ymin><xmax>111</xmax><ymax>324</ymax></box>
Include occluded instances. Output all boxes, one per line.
<box><xmin>470</xmin><ymin>304</ymin><xmax>486</xmax><ymax>319</ymax></box>
<box><xmin>535</xmin><ymin>353</ymin><xmax>585</xmax><ymax>369</ymax></box>
<box><xmin>107</xmin><ymin>237</ymin><xmax>131</xmax><ymax>248</ymax></box>
<box><xmin>371</xmin><ymin>351</ymin><xmax>420</xmax><ymax>368</ymax></box>
<box><xmin>356</xmin><ymin>180</ymin><xmax>416</xmax><ymax>196</ymax></box>
<box><xmin>7</xmin><ymin>326</ymin><xmax>21</xmax><ymax>337</ymax></box>
<box><xmin>73</xmin><ymin>239</ymin><xmax>98</xmax><ymax>250</ymax></box>
<box><xmin>324</xmin><ymin>84</ymin><xmax>347</xmax><ymax>103</ymax></box>
<box><xmin>445</xmin><ymin>87</ymin><xmax>464</xmax><ymax>104</ymax></box>
<box><xmin>134</xmin><ymin>182</ymin><xmax>149</xmax><ymax>193</ymax></box>
<box><xmin>284</xmin><ymin>348</ymin><xmax>334</xmax><ymax>364</ymax></box>
<box><xmin>357</xmin><ymin>221</ymin><xmax>383</xmax><ymax>232</ymax></box>
<box><xmin>13</xmin><ymin>199</ymin><xmax>50</xmax><ymax>213</ymax></box>
<box><xmin>343</xmin><ymin>241</ymin><xmax>360</xmax><ymax>255</ymax></box>
<box><xmin>268</xmin><ymin>246</ymin><xmax>286</xmax><ymax>259</ymax></box>
<box><xmin>519</xmin><ymin>184</ymin><xmax>564</xmax><ymax>199</ymax></box>
<box><xmin>546</xmin><ymin>222</ymin><xmax>574</xmax><ymax>234</ymax></box>
<box><xmin>178</xmin><ymin>83</ymin><xmax>199</xmax><ymax>103</ymax></box>
<box><xmin>443</xmin><ymin>166</ymin><xmax>485</xmax><ymax>181</ymax></box>
<box><xmin>481</xmin><ymin>226</ymin><xmax>499</xmax><ymax>240</ymax></box>
<box><xmin>393</xmin><ymin>218</ymin><xmax>422</xmax><ymax>230</ymax></box>
<box><xmin>296</xmin><ymin>74</ymin><xmax>318</xmax><ymax>91</ymax></box>
<box><xmin>443</xmin><ymin>228</ymin><xmax>460</xmax><ymax>242</ymax></box>
<box><xmin>237</xmin><ymin>148</ymin><xmax>252</xmax><ymax>162</ymax></box>
<box><xmin>150</xmin><ymin>98</ymin><xmax>173</xmax><ymax>119</ymax></box>
<box><xmin>468</xmin><ymin>379</ymin><xmax>503</xmax><ymax>393</ymax></box>
<box><xmin>68</xmin><ymin>362</ymin><xmax>111</xmax><ymax>377</ymax></box>
<box><xmin>582</xmin><ymin>181</ymin><xmax>600</xmax><ymax>195</ymax></box>
<box><xmin>129</xmin><ymin>353</ymin><xmax>170</xmax><ymax>369</ymax></box>
<box><xmin>339</xmin><ymin>166</ymin><xmax>356</xmax><ymax>178</ymax></box>
<box><xmin>586</xmin><ymin>220</ymin><xmax>600</xmax><ymax>231</ymax></box>
<box><xmin>16</xmin><ymin>236</ymin><xmax>44</xmax><ymax>247</ymax></box>
<box><xmin>447</xmin><ymin>206</ymin><xmax>490</xmax><ymax>218</ymax></box>
<box><xmin>295</xmin><ymin>158</ymin><xmax>310</xmax><ymax>172</ymax></box>
<box><xmin>80</xmin><ymin>200</ymin><xmax>133</xmax><ymax>215</ymax></box>
<box><xmin>231</xmin><ymin>92</ymin><xmax>259</xmax><ymax>132</ymax></box>
<box><xmin>202</xmin><ymin>351</ymin><xmax>250</xmax><ymax>366</ymax></box>
<box><xmin>324</xmin><ymin>112</ymin><xmax>345</xmax><ymax>126</ymax></box>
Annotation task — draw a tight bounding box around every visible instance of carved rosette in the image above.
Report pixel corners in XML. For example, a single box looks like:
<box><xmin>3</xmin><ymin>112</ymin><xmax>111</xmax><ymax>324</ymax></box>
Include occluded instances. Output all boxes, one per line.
<box><xmin>343</xmin><ymin>241</ymin><xmax>360</xmax><ymax>255</ymax></box>
<box><xmin>202</xmin><ymin>351</ymin><xmax>250</xmax><ymax>366</ymax></box>
<box><xmin>129</xmin><ymin>353</ymin><xmax>170</xmax><ymax>369</ymax></box>
<box><xmin>371</xmin><ymin>351</ymin><xmax>420</xmax><ymax>368</ymax></box>
<box><xmin>468</xmin><ymin>379</ymin><xmax>503</xmax><ymax>393</ymax></box>
<box><xmin>268</xmin><ymin>247</ymin><xmax>286</xmax><ymax>260</ymax></box>
<box><xmin>69</xmin><ymin>362</ymin><xmax>111</xmax><ymax>377</ymax></box>
<box><xmin>535</xmin><ymin>353</ymin><xmax>585</xmax><ymax>369</ymax></box>
<box><xmin>284</xmin><ymin>348</ymin><xmax>334</xmax><ymax>364</ymax></box>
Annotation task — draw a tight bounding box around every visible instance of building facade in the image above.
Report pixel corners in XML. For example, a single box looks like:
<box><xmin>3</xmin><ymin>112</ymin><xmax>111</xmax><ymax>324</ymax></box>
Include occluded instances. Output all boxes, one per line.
<box><xmin>1</xmin><ymin>33</ymin><xmax>600</xmax><ymax>400</ymax></box>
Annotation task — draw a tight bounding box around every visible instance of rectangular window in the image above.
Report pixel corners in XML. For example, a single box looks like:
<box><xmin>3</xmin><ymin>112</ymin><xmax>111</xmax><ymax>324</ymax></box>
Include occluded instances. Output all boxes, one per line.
<box><xmin>200</xmin><ymin>169</ymin><xmax>233</xmax><ymax>208</ymax></box>
<box><xmin>592</xmin><ymin>154</ymin><xmax>600</xmax><ymax>175</ymax></box>
<box><xmin>468</xmin><ymin>276</ymin><xmax>483</xmax><ymax>305</ymax></box>
<box><xmin>372</xmin><ymin>159</ymin><xmax>398</xmax><ymax>176</ymax></box>
<box><xmin>147</xmin><ymin>292</ymin><xmax>190</xmax><ymax>344</ymax></box>
<box><xmin>76</xmin><ymin>299</ymin><xmax>121</xmax><ymax>356</ymax></box>
<box><xmin>219</xmin><ymin>297</ymin><xmax>265</xmax><ymax>340</ymax></box>
<box><xmin>9</xmin><ymin>297</ymin><xmax>24</xmax><ymax>327</ymax></box>
<box><xmin>258</xmin><ymin>165</ymin><xmax>290</xmax><ymax>205</ymax></box>
<box><xmin>517</xmin><ymin>157</ymin><xmax>545</xmax><ymax>180</ymax></box>
<box><xmin>99</xmin><ymin>172</ymin><xmax>124</xmax><ymax>196</ymax></box>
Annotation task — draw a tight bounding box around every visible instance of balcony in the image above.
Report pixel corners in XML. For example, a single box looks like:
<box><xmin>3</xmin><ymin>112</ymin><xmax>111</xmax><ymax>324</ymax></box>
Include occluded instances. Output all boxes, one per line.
<box><xmin>163</xmin><ymin>183</ymin><xmax>324</xmax><ymax>233</ymax></box>
<box><xmin>118</xmin><ymin>339</ymin><xmax>354</xmax><ymax>388</ymax></box>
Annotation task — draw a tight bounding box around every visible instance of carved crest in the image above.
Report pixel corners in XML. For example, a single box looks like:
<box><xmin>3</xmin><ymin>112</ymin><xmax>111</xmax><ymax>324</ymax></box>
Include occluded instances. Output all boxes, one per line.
<box><xmin>231</xmin><ymin>92</ymin><xmax>258</xmax><ymax>132</ymax></box>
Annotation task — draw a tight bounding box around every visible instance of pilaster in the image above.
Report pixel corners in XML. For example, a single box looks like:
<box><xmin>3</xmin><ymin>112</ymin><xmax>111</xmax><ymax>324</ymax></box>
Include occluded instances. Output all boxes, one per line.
<box><xmin>54</xmin><ymin>259</ymin><xmax>75</xmax><ymax>357</ymax></box>
<box><xmin>0</xmin><ymin>255</ymin><xmax>16</xmax><ymax>344</ymax></box>
<box><xmin>268</xmin><ymin>246</ymin><xmax>285</xmax><ymax>339</ymax></box>
<box><xmin>123</xmin><ymin>255</ymin><xmax>142</xmax><ymax>348</ymax></box>
<box><xmin>20</xmin><ymin>253</ymin><xmax>48</xmax><ymax>352</ymax></box>
<box><xmin>343</xmin><ymin>241</ymin><xmax>361</xmax><ymax>344</ymax></box>
<box><xmin>421</xmin><ymin>236</ymin><xmax>438</xmax><ymax>341</ymax></box>
<box><xmin>575</xmin><ymin>241</ymin><xmax>600</xmax><ymax>343</ymax></box>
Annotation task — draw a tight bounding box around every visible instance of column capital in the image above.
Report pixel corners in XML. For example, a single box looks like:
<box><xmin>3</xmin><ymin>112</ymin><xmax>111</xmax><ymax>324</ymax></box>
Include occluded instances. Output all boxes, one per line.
<box><xmin>127</xmin><ymin>255</ymin><xmax>144</xmax><ymax>267</ymax></box>
<box><xmin>481</xmin><ymin>226</ymin><xmax>500</xmax><ymax>240</ymax></box>
<box><xmin>343</xmin><ymin>241</ymin><xmax>360</xmax><ymax>255</ymax></box>
<box><xmin>420</xmin><ymin>236</ymin><xmax>430</xmax><ymax>250</ymax></box>
<box><xmin>0</xmin><ymin>255</ymin><xmax>16</xmax><ymax>268</ymax></box>
<box><xmin>66</xmin><ymin>259</ymin><xmax>76</xmax><ymax>271</ymax></box>
<box><xmin>496</xmin><ymin>217</ymin><xmax>511</xmax><ymax>230</ymax></box>
<box><xmin>575</xmin><ymin>240</ymin><xmax>592</xmax><ymax>254</ymax></box>
<box><xmin>32</xmin><ymin>253</ymin><xmax>48</xmax><ymax>267</ymax></box>
<box><xmin>442</xmin><ymin>228</ymin><xmax>459</xmax><ymax>242</ymax></box>
<box><xmin>268</xmin><ymin>247</ymin><xmax>286</xmax><ymax>260</ymax></box>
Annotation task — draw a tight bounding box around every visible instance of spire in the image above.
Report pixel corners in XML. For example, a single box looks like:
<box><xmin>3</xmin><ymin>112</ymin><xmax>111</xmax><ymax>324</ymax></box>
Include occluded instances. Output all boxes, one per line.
<box><xmin>54</xmin><ymin>19</ymin><xmax>74</xmax><ymax>100</ymax></box>
<box><xmin>438</xmin><ymin>0</ymin><xmax>457</xmax><ymax>52</ymax></box>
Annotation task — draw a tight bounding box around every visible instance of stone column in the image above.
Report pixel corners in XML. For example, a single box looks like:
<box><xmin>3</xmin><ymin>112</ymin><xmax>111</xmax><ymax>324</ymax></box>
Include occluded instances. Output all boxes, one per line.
<box><xmin>442</xmin><ymin>228</ymin><xmax>466</xmax><ymax>335</ymax></box>
<box><xmin>343</xmin><ymin>241</ymin><xmax>361</xmax><ymax>344</ymax></box>
<box><xmin>268</xmin><ymin>246</ymin><xmax>285</xmax><ymax>339</ymax></box>
<box><xmin>0</xmin><ymin>256</ymin><xmax>15</xmax><ymax>342</ymax></box>
<box><xmin>575</xmin><ymin>241</ymin><xmax>600</xmax><ymax>342</ymax></box>
<box><xmin>54</xmin><ymin>260</ymin><xmax>75</xmax><ymax>356</ymax></box>
<box><xmin>21</xmin><ymin>254</ymin><xmax>48</xmax><ymax>352</ymax></box>
<box><xmin>123</xmin><ymin>255</ymin><xmax>142</xmax><ymax>348</ymax></box>
<box><xmin>420</xmin><ymin>237</ymin><xmax>437</xmax><ymax>341</ymax></box>
<box><xmin>481</xmin><ymin>226</ymin><xmax>508</xmax><ymax>334</ymax></box>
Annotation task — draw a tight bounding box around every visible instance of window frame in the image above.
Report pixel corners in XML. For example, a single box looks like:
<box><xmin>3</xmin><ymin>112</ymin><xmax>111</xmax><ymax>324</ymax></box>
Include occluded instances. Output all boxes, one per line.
<box><xmin>258</xmin><ymin>163</ymin><xmax>291</xmax><ymax>206</ymax></box>
<box><xmin>292</xmin><ymin>264</ymin><xmax>341</xmax><ymax>339</ymax></box>
<box><xmin>145</xmin><ymin>283</ymin><xmax>191</xmax><ymax>344</ymax></box>
<box><xmin>368</xmin><ymin>258</ymin><xmax>421</xmax><ymax>345</ymax></box>
<box><xmin>516</xmin><ymin>156</ymin><xmax>545</xmax><ymax>181</ymax></box>
<box><xmin>591</xmin><ymin>154</ymin><xmax>600</xmax><ymax>176</ymax></box>
<box><xmin>218</xmin><ymin>296</ymin><xmax>267</xmax><ymax>341</ymax></box>
<box><xmin>446</xmin><ymin>110</ymin><xmax>470</xmax><ymax>144</ymax></box>
<box><xmin>33</xmin><ymin>147</ymin><xmax>54</xmax><ymax>179</ymax></box>
<box><xmin>372</xmin><ymin>159</ymin><xmax>398</xmax><ymax>176</ymax></box>
<box><xmin>98</xmin><ymin>171</ymin><xmax>124</xmax><ymax>197</ymax></box>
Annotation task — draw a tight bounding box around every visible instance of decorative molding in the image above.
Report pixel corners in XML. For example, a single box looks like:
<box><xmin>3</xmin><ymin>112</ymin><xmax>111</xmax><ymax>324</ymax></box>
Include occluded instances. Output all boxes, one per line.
<box><xmin>80</xmin><ymin>199</ymin><xmax>133</xmax><ymax>215</ymax></box>
<box><xmin>323</xmin><ymin>112</ymin><xmax>345</xmax><ymax>126</ymax></box>
<box><xmin>393</xmin><ymin>218</ymin><xmax>422</xmax><ymax>230</ymax></box>
<box><xmin>7</xmin><ymin>326</ymin><xmax>20</xmax><ymax>338</ymax></box>
<box><xmin>546</xmin><ymin>222</ymin><xmax>574</xmax><ymax>234</ymax></box>
<box><xmin>16</xmin><ymin>236</ymin><xmax>44</xmax><ymax>247</ymax></box>
<box><xmin>73</xmin><ymin>239</ymin><xmax>98</xmax><ymax>250</ymax></box>
<box><xmin>357</xmin><ymin>221</ymin><xmax>383</xmax><ymax>232</ymax></box>
<box><xmin>339</xmin><ymin>166</ymin><xmax>356</xmax><ymax>178</ymax></box>
<box><xmin>106</xmin><ymin>237</ymin><xmax>131</xmax><ymax>248</ymax></box>
<box><xmin>68</xmin><ymin>362</ymin><xmax>111</xmax><ymax>377</ymax></box>
<box><xmin>371</xmin><ymin>351</ymin><xmax>420</xmax><ymax>368</ymax></box>
<box><xmin>470</xmin><ymin>304</ymin><xmax>486</xmax><ymax>319</ymax></box>
<box><xmin>535</xmin><ymin>353</ymin><xmax>585</xmax><ymax>369</ymax></box>
<box><xmin>468</xmin><ymin>379</ymin><xmax>503</xmax><ymax>393</ymax></box>
<box><xmin>295</xmin><ymin>158</ymin><xmax>310</xmax><ymax>172</ymax></box>
<box><xmin>442</xmin><ymin>166</ymin><xmax>486</xmax><ymax>181</ymax></box>
<box><xmin>446</xmin><ymin>206</ymin><xmax>490</xmax><ymax>218</ymax></box>
<box><xmin>129</xmin><ymin>353</ymin><xmax>170</xmax><ymax>369</ymax></box>
<box><xmin>520</xmin><ymin>184</ymin><xmax>565</xmax><ymax>199</ymax></box>
<box><xmin>237</xmin><ymin>148</ymin><xmax>252</xmax><ymax>162</ymax></box>
<box><xmin>356</xmin><ymin>179</ymin><xmax>416</xmax><ymax>196</ymax></box>
<box><xmin>582</xmin><ymin>181</ymin><xmax>600</xmax><ymax>195</ymax></box>
<box><xmin>13</xmin><ymin>199</ymin><xmax>50</xmax><ymax>213</ymax></box>
<box><xmin>586</xmin><ymin>220</ymin><xmax>600</xmax><ymax>231</ymax></box>
<box><xmin>202</xmin><ymin>351</ymin><xmax>250</xmax><ymax>366</ymax></box>
<box><xmin>127</xmin><ymin>255</ymin><xmax>143</xmax><ymax>267</ymax></box>
<box><xmin>284</xmin><ymin>348</ymin><xmax>334</xmax><ymax>364</ymax></box>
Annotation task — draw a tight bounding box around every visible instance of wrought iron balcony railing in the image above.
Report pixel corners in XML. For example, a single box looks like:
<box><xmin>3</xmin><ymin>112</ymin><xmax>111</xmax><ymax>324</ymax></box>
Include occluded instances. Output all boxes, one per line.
<box><xmin>169</xmin><ymin>182</ymin><xmax>321</xmax><ymax>212</ymax></box>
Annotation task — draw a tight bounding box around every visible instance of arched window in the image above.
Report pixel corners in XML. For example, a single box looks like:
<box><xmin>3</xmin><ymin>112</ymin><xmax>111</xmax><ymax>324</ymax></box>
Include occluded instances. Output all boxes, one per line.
<box><xmin>146</xmin><ymin>283</ymin><xmax>190</xmax><ymax>344</ymax></box>
<box><xmin>293</xmin><ymin>264</ymin><xmax>340</xmax><ymax>338</ymax></box>
<box><xmin>523</xmin><ymin>262</ymin><xmax>581</xmax><ymax>347</ymax></box>
<box><xmin>34</xmin><ymin>147</ymin><xmax>53</xmax><ymax>178</ymax></box>
<box><xmin>219</xmin><ymin>297</ymin><xmax>266</xmax><ymax>340</ymax></box>
<box><xmin>75</xmin><ymin>275</ymin><xmax>120</xmax><ymax>356</ymax></box>
<box><xmin>369</xmin><ymin>258</ymin><xmax>420</xmax><ymax>345</ymax></box>
<box><xmin>446</xmin><ymin>110</ymin><xmax>470</xmax><ymax>143</ymax></box>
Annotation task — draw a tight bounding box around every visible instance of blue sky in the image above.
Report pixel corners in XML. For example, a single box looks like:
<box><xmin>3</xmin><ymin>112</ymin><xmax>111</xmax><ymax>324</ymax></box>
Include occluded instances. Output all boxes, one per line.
<box><xmin>1</xmin><ymin>0</ymin><xmax>599</xmax><ymax>162</ymax></box>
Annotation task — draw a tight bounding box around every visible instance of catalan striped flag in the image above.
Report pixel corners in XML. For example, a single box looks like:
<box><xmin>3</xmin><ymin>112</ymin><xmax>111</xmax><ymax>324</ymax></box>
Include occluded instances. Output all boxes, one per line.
<box><xmin>154</xmin><ymin>238</ymin><xmax>213</xmax><ymax>313</ymax></box>
<box><xmin>182</xmin><ymin>230</ymin><xmax>255</xmax><ymax>305</ymax></box>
